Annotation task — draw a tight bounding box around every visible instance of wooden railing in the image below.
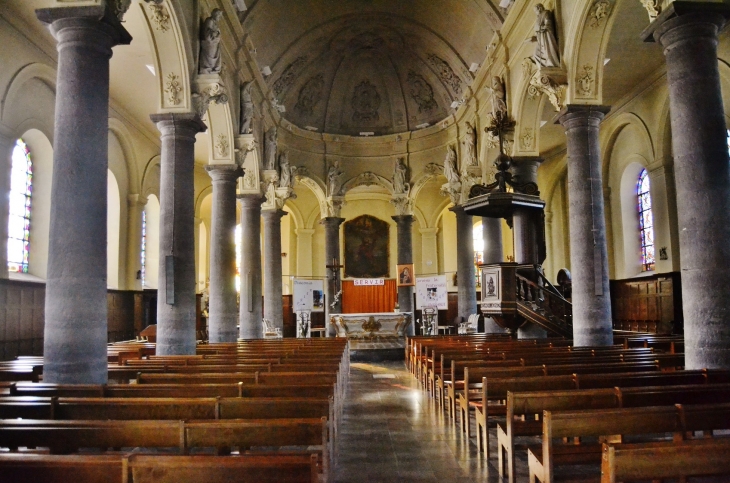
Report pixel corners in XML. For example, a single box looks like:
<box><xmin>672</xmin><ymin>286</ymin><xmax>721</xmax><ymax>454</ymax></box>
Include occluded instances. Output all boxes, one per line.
<box><xmin>515</xmin><ymin>267</ymin><xmax>572</xmax><ymax>337</ymax></box>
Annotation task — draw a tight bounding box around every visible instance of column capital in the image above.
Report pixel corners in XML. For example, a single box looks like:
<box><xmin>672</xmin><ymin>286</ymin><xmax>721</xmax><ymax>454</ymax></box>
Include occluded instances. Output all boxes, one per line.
<box><xmin>150</xmin><ymin>112</ymin><xmax>207</xmax><ymax>137</ymax></box>
<box><xmin>419</xmin><ymin>227</ymin><xmax>439</xmax><ymax>237</ymax></box>
<box><xmin>296</xmin><ymin>228</ymin><xmax>316</xmax><ymax>236</ymax></box>
<box><xmin>36</xmin><ymin>5</ymin><xmax>132</xmax><ymax>48</ymax></box>
<box><xmin>127</xmin><ymin>193</ymin><xmax>147</xmax><ymax>210</ymax></box>
<box><xmin>449</xmin><ymin>204</ymin><xmax>469</xmax><ymax>217</ymax></box>
<box><xmin>205</xmin><ymin>164</ymin><xmax>243</xmax><ymax>183</ymax></box>
<box><xmin>557</xmin><ymin>105</ymin><xmax>611</xmax><ymax>129</ymax></box>
<box><xmin>261</xmin><ymin>208</ymin><xmax>287</xmax><ymax>220</ymax></box>
<box><xmin>237</xmin><ymin>193</ymin><xmax>265</xmax><ymax>208</ymax></box>
<box><xmin>641</xmin><ymin>2</ymin><xmax>730</xmax><ymax>44</ymax></box>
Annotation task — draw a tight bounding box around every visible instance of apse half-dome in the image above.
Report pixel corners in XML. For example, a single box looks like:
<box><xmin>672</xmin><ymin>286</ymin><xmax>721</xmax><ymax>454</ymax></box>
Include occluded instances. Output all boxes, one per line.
<box><xmin>267</xmin><ymin>14</ymin><xmax>473</xmax><ymax>136</ymax></box>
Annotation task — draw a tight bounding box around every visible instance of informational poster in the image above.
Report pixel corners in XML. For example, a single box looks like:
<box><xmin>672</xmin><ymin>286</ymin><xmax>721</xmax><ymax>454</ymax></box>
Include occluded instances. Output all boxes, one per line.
<box><xmin>293</xmin><ymin>279</ymin><xmax>325</xmax><ymax>312</ymax></box>
<box><xmin>415</xmin><ymin>275</ymin><xmax>448</xmax><ymax>310</ymax></box>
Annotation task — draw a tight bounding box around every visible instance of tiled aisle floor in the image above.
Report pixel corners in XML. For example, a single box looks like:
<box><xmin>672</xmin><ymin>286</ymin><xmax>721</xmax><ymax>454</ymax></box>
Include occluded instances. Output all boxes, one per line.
<box><xmin>333</xmin><ymin>361</ymin><xmax>504</xmax><ymax>483</ymax></box>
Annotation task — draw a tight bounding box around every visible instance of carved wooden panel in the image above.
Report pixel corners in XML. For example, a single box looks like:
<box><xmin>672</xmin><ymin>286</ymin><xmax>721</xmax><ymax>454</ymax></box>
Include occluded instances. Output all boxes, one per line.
<box><xmin>609</xmin><ymin>272</ymin><xmax>682</xmax><ymax>334</ymax></box>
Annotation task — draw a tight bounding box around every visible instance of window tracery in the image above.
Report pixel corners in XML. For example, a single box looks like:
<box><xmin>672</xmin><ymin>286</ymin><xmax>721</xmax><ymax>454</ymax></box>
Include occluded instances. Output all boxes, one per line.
<box><xmin>637</xmin><ymin>168</ymin><xmax>655</xmax><ymax>271</ymax></box>
<box><xmin>8</xmin><ymin>139</ymin><xmax>32</xmax><ymax>273</ymax></box>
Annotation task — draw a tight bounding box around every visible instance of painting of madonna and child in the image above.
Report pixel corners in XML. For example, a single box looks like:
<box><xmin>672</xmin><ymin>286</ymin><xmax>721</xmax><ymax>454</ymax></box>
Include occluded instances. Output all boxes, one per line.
<box><xmin>344</xmin><ymin>215</ymin><xmax>390</xmax><ymax>279</ymax></box>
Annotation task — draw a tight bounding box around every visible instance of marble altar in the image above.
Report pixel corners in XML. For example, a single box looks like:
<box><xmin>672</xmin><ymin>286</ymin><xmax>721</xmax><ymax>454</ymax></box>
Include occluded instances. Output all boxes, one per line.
<box><xmin>330</xmin><ymin>312</ymin><xmax>412</xmax><ymax>338</ymax></box>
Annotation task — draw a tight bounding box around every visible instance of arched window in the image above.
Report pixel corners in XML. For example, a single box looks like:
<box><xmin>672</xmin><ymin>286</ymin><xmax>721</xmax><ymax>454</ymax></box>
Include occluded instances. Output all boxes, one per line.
<box><xmin>8</xmin><ymin>139</ymin><xmax>33</xmax><ymax>273</ymax></box>
<box><xmin>637</xmin><ymin>168</ymin><xmax>655</xmax><ymax>271</ymax></box>
<box><xmin>473</xmin><ymin>223</ymin><xmax>483</xmax><ymax>288</ymax></box>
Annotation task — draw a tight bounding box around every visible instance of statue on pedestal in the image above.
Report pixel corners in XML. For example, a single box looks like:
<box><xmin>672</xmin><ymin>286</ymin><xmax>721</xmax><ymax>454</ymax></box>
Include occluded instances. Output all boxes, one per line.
<box><xmin>239</xmin><ymin>81</ymin><xmax>254</xmax><ymax>135</ymax></box>
<box><xmin>264</xmin><ymin>127</ymin><xmax>277</xmax><ymax>171</ymax></box>
<box><xmin>328</xmin><ymin>160</ymin><xmax>344</xmax><ymax>196</ymax></box>
<box><xmin>463</xmin><ymin>122</ymin><xmax>478</xmax><ymax>167</ymax></box>
<box><xmin>393</xmin><ymin>157</ymin><xmax>409</xmax><ymax>194</ymax></box>
<box><xmin>531</xmin><ymin>3</ymin><xmax>560</xmax><ymax>68</ymax></box>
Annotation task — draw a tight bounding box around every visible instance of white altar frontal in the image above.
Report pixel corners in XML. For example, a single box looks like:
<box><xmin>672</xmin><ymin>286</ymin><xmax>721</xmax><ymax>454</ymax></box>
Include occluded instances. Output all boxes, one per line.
<box><xmin>330</xmin><ymin>312</ymin><xmax>412</xmax><ymax>339</ymax></box>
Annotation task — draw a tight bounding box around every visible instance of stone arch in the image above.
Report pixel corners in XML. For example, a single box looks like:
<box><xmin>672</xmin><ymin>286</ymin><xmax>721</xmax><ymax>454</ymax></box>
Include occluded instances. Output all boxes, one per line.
<box><xmin>136</xmin><ymin>0</ymin><xmax>193</xmax><ymax>113</ymax></box>
<box><xmin>108</xmin><ymin>118</ymin><xmax>141</xmax><ymax>193</ymax></box>
<box><xmin>513</xmin><ymin>74</ymin><xmax>551</xmax><ymax>156</ymax></box>
<box><xmin>1</xmin><ymin>63</ymin><xmax>57</xmax><ymax>140</ymax></box>
<box><xmin>410</xmin><ymin>163</ymin><xmax>444</xmax><ymax>204</ymax></box>
<box><xmin>195</xmin><ymin>185</ymin><xmax>213</xmax><ymax>218</ymax></box>
<box><xmin>141</xmin><ymin>155</ymin><xmax>161</xmax><ymax>200</ymax></box>
<box><xmin>341</xmin><ymin>172</ymin><xmax>394</xmax><ymax>196</ymax></box>
<box><xmin>563</xmin><ymin>0</ymin><xmax>619</xmax><ymax>105</ymax></box>
<box><xmin>602</xmin><ymin>112</ymin><xmax>655</xmax><ymax>181</ymax></box>
<box><xmin>294</xmin><ymin>174</ymin><xmax>328</xmax><ymax>223</ymax></box>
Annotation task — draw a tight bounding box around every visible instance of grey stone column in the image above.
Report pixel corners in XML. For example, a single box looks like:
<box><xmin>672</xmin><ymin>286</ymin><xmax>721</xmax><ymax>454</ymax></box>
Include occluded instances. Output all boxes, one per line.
<box><xmin>151</xmin><ymin>113</ymin><xmax>207</xmax><ymax>355</ymax></box>
<box><xmin>0</xmin><ymin>130</ymin><xmax>12</xmax><ymax>280</ymax></box>
<box><xmin>481</xmin><ymin>217</ymin><xmax>503</xmax><ymax>265</ymax></box>
<box><xmin>262</xmin><ymin>209</ymin><xmax>286</xmax><ymax>332</ymax></box>
<box><xmin>205</xmin><ymin>165</ymin><xmax>242</xmax><ymax>343</ymax></box>
<box><xmin>238</xmin><ymin>194</ymin><xmax>263</xmax><ymax>339</ymax></box>
<box><xmin>321</xmin><ymin>217</ymin><xmax>344</xmax><ymax>336</ymax></box>
<box><xmin>393</xmin><ymin>215</ymin><xmax>415</xmax><ymax>336</ymax></box>
<box><xmin>451</xmin><ymin>206</ymin><xmax>477</xmax><ymax>322</ymax></box>
<box><xmin>643</xmin><ymin>3</ymin><xmax>730</xmax><ymax>368</ymax></box>
<box><xmin>36</xmin><ymin>6</ymin><xmax>131</xmax><ymax>384</ymax></box>
<box><xmin>558</xmin><ymin>105</ymin><xmax>613</xmax><ymax>347</ymax></box>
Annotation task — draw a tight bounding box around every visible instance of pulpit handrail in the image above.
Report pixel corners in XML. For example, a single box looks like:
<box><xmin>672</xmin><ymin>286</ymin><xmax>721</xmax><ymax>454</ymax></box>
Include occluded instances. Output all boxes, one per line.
<box><xmin>515</xmin><ymin>272</ymin><xmax>573</xmax><ymax>330</ymax></box>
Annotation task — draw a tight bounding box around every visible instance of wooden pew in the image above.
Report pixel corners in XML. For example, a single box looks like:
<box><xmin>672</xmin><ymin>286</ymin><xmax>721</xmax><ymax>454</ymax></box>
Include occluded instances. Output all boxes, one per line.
<box><xmin>600</xmin><ymin>438</ymin><xmax>730</xmax><ymax>483</ymax></box>
<box><xmin>0</xmin><ymin>453</ymin><xmax>319</xmax><ymax>483</ymax></box>
<box><xmin>496</xmin><ymin>384</ymin><xmax>730</xmax><ymax>483</ymax></box>
<box><xmin>527</xmin><ymin>403</ymin><xmax>730</xmax><ymax>483</ymax></box>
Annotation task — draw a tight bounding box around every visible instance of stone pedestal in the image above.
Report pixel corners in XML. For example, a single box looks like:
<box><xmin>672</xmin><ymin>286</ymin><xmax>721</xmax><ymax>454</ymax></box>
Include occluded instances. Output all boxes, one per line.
<box><xmin>262</xmin><ymin>209</ymin><xmax>286</xmax><ymax>332</ymax></box>
<box><xmin>151</xmin><ymin>113</ymin><xmax>207</xmax><ymax>355</ymax></box>
<box><xmin>0</xmin><ymin>130</ymin><xmax>12</xmax><ymax>280</ymax></box>
<box><xmin>206</xmin><ymin>165</ymin><xmax>242</xmax><ymax>343</ymax></box>
<box><xmin>392</xmin><ymin>215</ymin><xmax>415</xmax><ymax>337</ymax></box>
<box><xmin>36</xmin><ymin>6</ymin><xmax>131</xmax><ymax>384</ymax></box>
<box><xmin>558</xmin><ymin>105</ymin><xmax>613</xmax><ymax>347</ymax></box>
<box><xmin>451</xmin><ymin>206</ymin><xmax>477</xmax><ymax>322</ymax></box>
<box><xmin>321</xmin><ymin>217</ymin><xmax>344</xmax><ymax>336</ymax></box>
<box><xmin>643</xmin><ymin>2</ymin><xmax>730</xmax><ymax>368</ymax></box>
<box><xmin>238</xmin><ymin>194</ymin><xmax>263</xmax><ymax>339</ymax></box>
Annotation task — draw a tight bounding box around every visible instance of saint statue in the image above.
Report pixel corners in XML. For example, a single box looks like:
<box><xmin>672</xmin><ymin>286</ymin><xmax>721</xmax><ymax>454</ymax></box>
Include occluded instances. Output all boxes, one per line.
<box><xmin>443</xmin><ymin>145</ymin><xmax>460</xmax><ymax>187</ymax></box>
<box><xmin>463</xmin><ymin>122</ymin><xmax>478</xmax><ymax>167</ymax></box>
<box><xmin>198</xmin><ymin>9</ymin><xmax>223</xmax><ymax>75</ymax></box>
<box><xmin>393</xmin><ymin>157</ymin><xmax>409</xmax><ymax>194</ymax></box>
<box><xmin>490</xmin><ymin>76</ymin><xmax>508</xmax><ymax>119</ymax></box>
<box><xmin>328</xmin><ymin>161</ymin><xmax>344</xmax><ymax>196</ymax></box>
<box><xmin>239</xmin><ymin>81</ymin><xmax>254</xmax><ymax>135</ymax></box>
<box><xmin>531</xmin><ymin>3</ymin><xmax>560</xmax><ymax>68</ymax></box>
<box><xmin>278</xmin><ymin>151</ymin><xmax>292</xmax><ymax>188</ymax></box>
<box><xmin>264</xmin><ymin>127</ymin><xmax>277</xmax><ymax>171</ymax></box>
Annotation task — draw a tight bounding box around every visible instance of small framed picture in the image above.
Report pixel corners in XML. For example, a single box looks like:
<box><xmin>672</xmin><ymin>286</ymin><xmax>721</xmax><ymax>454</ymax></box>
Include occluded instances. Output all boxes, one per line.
<box><xmin>397</xmin><ymin>264</ymin><xmax>415</xmax><ymax>287</ymax></box>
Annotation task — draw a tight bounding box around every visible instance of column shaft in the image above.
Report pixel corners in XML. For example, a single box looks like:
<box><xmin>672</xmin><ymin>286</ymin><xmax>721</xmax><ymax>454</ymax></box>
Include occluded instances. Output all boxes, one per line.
<box><xmin>37</xmin><ymin>7</ymin><xmax>131</xmax><ymax>383</ymax></box>
<box><xmin>151</xmin><ymin>113</ymin><xmax>207</xmax><ymax>355</ymax></box>
<box><xmin>206</xmin><ymin>165</ymin><xmax>242</xmax><ymax>343</ymax></box>
<box><xmin>451</xmin><ymin>206</ymin><xmax>476</xmax><ymax>322</ymax></box>
<box><xmin>558</xmin><ymin>105</ymin><xmax>613</xmax><ymax>347</ymax></box>
<box><xmin>262</xmin><ymin>210</ymin><xmax>286</xmax><ymax>332</ymax></box>
<box><xmin>646</xmin><ymin>4</ymin><xmax>730</xmax><ymax>368</ymax></box>
<box><xmin>238</xmin><ymin>195</ymin><xmax>263</xmax><ymax>339</ymax></box>
<box><xmin>481</xmin><ymin>217</ymin><xmax>503</xmax><ymax>265</ymax></box>
<box><xmin>393</xmin><ymin>215</ymin><xmax>415</xmax><ymax>336</ymax></box>
<box><xmin>321</xmin><ymin>217</ymin><xmax>344</xmax><ymax>336</ymax></box>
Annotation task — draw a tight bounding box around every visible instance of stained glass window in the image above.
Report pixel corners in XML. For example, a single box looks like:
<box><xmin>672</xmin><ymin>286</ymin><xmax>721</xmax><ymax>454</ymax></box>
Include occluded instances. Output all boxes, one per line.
<box><xmin>473</xmin><ymin>224</ymin><xmax>483</xmax><ymax>288</ymax></box>
<box><xmin>140</xmin><ymin>210</ymin><xmax>147</xmax><ymax>287</ymax></box>
<box><xmin>637</xmin><ymin>168</ymin><xmax>655</xmax><ymax>272</ymax></box>
<box><xmin>8</xmin><ymin>139</ymin><xmax>32</xmax><ymax>273</ymax></box>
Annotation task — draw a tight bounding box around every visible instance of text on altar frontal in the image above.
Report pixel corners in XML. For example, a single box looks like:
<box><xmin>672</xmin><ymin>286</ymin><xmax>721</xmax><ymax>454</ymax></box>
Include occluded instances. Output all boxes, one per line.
<box><xmin>353</xmin><ymin>279</ymin><xmax>385</xmax><ymax>286</ymax></box>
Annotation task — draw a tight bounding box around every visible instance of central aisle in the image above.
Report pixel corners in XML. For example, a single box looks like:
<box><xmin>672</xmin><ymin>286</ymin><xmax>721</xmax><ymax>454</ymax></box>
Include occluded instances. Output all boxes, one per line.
<box><xmin>333</xmin><ymin>361</ymin><xmax>500</xmax><ymax>483</ymax></box>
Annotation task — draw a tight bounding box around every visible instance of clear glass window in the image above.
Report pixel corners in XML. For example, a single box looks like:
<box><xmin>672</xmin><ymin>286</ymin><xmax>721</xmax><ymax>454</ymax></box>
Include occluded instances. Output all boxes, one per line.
<box><xmin>8</xmin><ymin>139</ymin><xmax>32</xmax><ymax>273</ymax></box>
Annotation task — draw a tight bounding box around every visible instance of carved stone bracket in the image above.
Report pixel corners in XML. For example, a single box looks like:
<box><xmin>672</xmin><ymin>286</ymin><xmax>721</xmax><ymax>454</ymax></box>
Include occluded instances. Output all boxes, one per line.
<box><xmin>235</xmin><ymin>134</ymin><xmax>260</xmax><ymax>193</ymax></box>
<box><xmin>192</xmin><ymin>74</ymin><xmax>229</xmax><ymax>118</ymax></box>
<box><xmin>527</xmin><ymin>66</ymin><xmax>567</xmax><ymax>111</ymax></box>
<box><xmin>324</xmin><ymin>196</ymin><xmax>345</xmax><ymax>218</ymax></box>
<box><xmin>640</xmin><ymin>0</ymin><xmax>663</xmax><ymax>21</ymax></box>
<box><xmin>391</xmin><ymin>195</ymin><xmax>414</xmax><ymax>216</ymax></box>
<box><xmin>261</xmin><ymin>169</ymin><xmax>295</xmax><ymax>211</ymax></box>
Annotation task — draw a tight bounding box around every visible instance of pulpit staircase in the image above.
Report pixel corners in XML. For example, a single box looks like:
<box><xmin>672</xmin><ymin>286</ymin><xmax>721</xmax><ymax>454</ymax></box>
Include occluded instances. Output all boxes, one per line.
<box><xmin>514</xmin><ymin>267</ymin><xmax>573</xmax><ymax>338</ymax></box>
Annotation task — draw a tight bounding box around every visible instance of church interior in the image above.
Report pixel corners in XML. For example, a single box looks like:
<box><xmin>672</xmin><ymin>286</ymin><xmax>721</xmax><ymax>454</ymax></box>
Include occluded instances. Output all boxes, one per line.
<box><xmin>2</xmin><ymin>0</ymin><xmax>730</xmax><ymax>481</ymax></box>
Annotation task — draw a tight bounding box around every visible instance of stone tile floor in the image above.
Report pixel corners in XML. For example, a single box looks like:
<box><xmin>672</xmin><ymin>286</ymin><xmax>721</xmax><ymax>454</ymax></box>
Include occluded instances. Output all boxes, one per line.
<box><xmin>333</xmin><ymin>361</ymin><xmax>728</xmax><ymax>483</ymax></box>
<box><xmin>333</xmin><ymin>361</ymin><xmax>504</xmax><ymax>483</ymax></box>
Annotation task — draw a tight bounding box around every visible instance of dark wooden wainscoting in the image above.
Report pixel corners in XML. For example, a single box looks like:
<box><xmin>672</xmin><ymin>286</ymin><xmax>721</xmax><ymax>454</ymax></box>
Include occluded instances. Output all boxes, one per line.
<box><xmin>610</xmin><ymin>272</ymin><xmax>682</xmax><ymax>334</ymax></box>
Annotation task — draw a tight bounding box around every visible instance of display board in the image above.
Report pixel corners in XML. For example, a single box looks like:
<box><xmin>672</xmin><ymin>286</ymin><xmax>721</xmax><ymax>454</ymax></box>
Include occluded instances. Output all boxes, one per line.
<box><xmin>415</xmin><ymin>275</ymin><xmax>448</xmax><ymax>310</ymax></box>
<box><xmin>293</xmin><ymin>279</ymin><xmax>325</xmax><ymax>312</ymax></box>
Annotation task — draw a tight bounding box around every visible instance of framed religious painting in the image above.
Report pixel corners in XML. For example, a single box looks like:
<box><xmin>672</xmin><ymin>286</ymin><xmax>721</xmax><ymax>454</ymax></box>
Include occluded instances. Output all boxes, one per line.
<box><xmin>397</xmin><ymin>264</ymin><xmax>415</xmax><ymax>287</ymax></box>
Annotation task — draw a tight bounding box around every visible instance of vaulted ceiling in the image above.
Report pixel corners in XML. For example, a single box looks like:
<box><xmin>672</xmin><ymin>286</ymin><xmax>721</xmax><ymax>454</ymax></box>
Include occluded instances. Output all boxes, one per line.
<box><xmin>243</xmin><ymin>0</ymin><xmax>504</xmax><ymax>135</ymax></box>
